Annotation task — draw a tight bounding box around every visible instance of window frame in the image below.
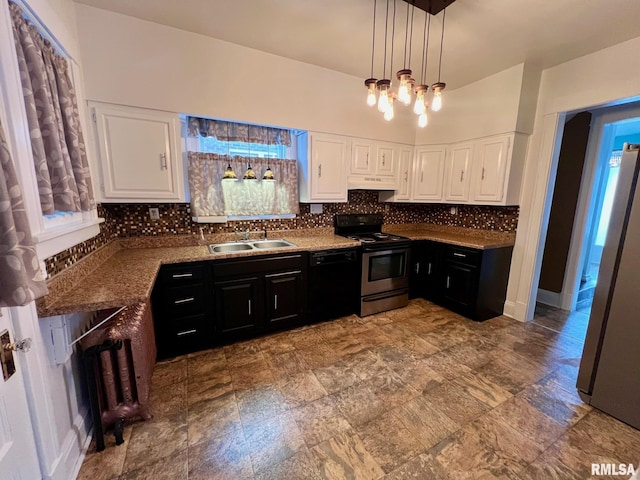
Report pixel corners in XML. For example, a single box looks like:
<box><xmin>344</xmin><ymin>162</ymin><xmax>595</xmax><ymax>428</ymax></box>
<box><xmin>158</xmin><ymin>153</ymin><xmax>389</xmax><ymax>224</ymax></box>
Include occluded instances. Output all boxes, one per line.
<box><xmin>0</xmin><ymin>0</ymin><xmax>102</xmax><ymax>270</ymax></box>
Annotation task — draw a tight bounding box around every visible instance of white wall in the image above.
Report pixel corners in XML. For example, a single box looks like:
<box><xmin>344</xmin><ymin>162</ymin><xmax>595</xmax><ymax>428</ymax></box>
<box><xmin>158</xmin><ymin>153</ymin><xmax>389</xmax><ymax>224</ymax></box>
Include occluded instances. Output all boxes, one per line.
<box><xmin>414</xmin><ymin>63</ymin><xmax>536</xmax><ymax>145</ymax></box>
<box><xmin>74</xmin><ymin>4</ymin><xmax>416</xmax><ymax>145</ymax></box>
<box><xmin>506</xmin><ymin>35</ymin><xmax>640</xmax><ymax>321</ymax></box>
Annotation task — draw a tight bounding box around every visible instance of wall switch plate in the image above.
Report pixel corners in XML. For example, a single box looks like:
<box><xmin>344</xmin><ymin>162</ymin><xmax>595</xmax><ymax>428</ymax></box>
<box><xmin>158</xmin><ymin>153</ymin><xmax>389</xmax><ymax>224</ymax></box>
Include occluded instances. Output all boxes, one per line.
<box><xmin>310</xmin><ymin>204</ymin><xmax>323</xmax><ymax>214</ymax></box>
<box><xmin>450</xmin><ymin>206</ymin><xmax>458</xmax><ymax>215</ymax></box>
<box><xmin>149</xmin><ymin>207</ymin><xmax>160</xmax><ymax>220</ymax></box>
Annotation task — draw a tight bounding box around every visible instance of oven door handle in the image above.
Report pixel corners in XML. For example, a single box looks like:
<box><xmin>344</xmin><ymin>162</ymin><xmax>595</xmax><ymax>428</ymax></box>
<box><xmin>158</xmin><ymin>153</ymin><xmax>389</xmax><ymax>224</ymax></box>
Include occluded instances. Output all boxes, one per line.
<box><xmin>363</xmin><ymin>248</ymin><xmax>410</xmax><ymax>256</ymax></box>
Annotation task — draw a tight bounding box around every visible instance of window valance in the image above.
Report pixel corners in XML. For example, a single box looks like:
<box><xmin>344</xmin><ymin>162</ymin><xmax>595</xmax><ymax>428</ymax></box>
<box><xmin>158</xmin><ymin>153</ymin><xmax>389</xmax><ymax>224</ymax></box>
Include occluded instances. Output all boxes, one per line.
<box><xmin>187</xmin><ymin>117</ymin><xmax>292</xmax><ymax>147</ymax></box>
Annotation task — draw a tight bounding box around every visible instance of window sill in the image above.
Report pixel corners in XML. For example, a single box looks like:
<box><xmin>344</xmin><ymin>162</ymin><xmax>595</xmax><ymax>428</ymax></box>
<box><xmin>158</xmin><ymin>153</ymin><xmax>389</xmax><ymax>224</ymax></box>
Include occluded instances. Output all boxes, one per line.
<box><xmin>192</xmin><ymin>214</ymin><xmax>297</xmax><ymax>224</ymax></box>
<box><xmin>34</xmin><ymin>217</ymin><xmax>104</xmax><ymax>260</ymax></box>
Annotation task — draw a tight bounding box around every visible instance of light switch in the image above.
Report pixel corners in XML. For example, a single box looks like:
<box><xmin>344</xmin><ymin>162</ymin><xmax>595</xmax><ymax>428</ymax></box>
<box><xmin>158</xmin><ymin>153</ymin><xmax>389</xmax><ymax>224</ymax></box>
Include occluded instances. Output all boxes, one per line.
<box><xmin>310</xmin><ymin>204</ymin><xmax>323</xmax><ymax>214</ymax></box>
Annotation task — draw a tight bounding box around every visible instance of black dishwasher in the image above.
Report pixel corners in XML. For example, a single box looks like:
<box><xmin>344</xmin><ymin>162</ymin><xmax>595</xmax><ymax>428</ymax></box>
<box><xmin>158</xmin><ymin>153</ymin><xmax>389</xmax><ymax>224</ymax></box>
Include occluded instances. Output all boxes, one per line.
<box><xmin>308</xmin><ymin>248</ymin><xmax>360</xmax><ymax>322</ymax></box>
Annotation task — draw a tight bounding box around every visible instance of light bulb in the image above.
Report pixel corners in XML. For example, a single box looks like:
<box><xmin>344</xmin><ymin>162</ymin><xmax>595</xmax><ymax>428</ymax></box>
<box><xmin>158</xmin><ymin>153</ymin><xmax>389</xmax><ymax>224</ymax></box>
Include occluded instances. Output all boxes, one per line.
<box><xmin>413</xmin><ymin>90</ymin><xmax>425</xmax><ymax>115</ymax></box>
<box><xmin>398</xmin><ymin>82</ymin><xmax>411</xmax><ymax>106</ymax></box>
<box><xmin>384</xmin><ymin>106</ymin><xmax>394</xmax><ymax>121</ymax></box>
<box><xmin>377</xmin><ymin>89</ymin><xmax>388</xmax><ymax>112</ymax></box>
<box><xmin>367</xmin><ymin>90</ymin><xmax>376</xmax><ymax>107</ymax></box>
<box><xmin>418</xmin><ymin>112</ymin><xmax>428</xmax><ymax>128</ymax></box>
<box><xmin>432</xmin><ymin>90</ymin><xmax>442</xmax><ymax>112</ymax></box>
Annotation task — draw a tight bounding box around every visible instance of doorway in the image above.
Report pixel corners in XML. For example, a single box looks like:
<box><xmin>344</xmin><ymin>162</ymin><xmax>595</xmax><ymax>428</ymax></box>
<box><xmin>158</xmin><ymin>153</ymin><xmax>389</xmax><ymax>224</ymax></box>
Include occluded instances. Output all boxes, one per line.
<box><xmin>534</xmin><ymin>104</ymin><xmax>640</xmax><ymax>339</ymax></box>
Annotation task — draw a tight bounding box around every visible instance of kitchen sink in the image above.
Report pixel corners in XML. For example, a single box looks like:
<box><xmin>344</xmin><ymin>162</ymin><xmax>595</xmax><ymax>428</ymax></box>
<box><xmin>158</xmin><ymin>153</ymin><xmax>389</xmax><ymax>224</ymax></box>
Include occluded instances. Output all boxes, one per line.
<box><xmin>208</xmin><ymin>242</ymin><xmax>254</xmax><ymax>253</ymax></box>
<box><xmin>208</xmin><ymin>239</ymin><xmax>296</xmax><ymax>254</ymax></box>
<box><xmin>251</xmin><ymin>240</ymin><xmax>296</xmax><ymax>249</ymax></box>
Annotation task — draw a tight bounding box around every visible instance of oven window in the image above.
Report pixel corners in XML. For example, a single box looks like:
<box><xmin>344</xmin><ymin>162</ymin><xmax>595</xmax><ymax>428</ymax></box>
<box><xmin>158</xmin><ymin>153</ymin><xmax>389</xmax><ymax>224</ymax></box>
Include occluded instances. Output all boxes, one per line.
<box><xmin>369</xmin><ymin>252</ymin><xmax>406</xmax><ymax>281</ymax></box>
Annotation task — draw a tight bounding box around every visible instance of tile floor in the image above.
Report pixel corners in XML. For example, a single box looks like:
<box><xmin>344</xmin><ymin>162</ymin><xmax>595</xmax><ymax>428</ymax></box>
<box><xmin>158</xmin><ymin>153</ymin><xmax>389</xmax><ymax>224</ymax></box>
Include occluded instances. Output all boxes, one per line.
<box><xmin>77</xmin><ymin>299</ymin><xmax>640</xmax><ymax>479</ymax></box>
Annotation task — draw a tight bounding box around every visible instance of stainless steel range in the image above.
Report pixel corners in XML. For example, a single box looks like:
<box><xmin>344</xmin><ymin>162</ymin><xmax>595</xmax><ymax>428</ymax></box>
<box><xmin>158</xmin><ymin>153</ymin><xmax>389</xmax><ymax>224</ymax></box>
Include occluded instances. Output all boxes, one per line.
<box><xmin>335</xmin><ymin>214</ymin><xmax>411</xmax><ymax>316</ymax></box>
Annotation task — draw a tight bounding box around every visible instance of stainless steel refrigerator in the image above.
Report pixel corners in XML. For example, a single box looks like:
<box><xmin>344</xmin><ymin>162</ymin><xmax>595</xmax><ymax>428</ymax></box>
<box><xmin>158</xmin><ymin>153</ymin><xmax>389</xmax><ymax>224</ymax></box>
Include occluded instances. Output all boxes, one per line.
<box><xmin>577</xmin><ymin>143</ymin><xmax>640</xmax><ymax>430</ymax></box>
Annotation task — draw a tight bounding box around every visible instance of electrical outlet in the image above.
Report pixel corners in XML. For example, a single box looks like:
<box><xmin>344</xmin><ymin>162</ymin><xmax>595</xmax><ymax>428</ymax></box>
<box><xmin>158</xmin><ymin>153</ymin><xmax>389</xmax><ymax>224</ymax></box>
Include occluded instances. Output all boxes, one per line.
<box><xmin>310</xmin><ymin>204</ymin><xmax>323</xmax><ymax>214</ymax></box>
<box><xmin>450</xmin><ymin>206</ymin><xmax>458</xmax><ymax>215</ymax></box>
<box><xmin>149</xmin><ymin>207</ymin><xmax>160</xmax><ymax>220</ymax></box>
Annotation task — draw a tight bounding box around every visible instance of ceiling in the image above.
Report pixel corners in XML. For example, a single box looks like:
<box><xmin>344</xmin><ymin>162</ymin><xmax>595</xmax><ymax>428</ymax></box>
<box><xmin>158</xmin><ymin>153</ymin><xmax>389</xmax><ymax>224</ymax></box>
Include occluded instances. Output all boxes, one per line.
<box><xmin>73</xmin><ymin>0</ymin><xmax>640</xmax><ymax>90</ymax></box>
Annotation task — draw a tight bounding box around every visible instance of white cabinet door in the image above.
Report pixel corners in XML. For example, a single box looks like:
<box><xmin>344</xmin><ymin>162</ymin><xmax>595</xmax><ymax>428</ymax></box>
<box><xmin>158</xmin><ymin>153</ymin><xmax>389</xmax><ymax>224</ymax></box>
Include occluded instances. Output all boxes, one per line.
<box><xmin>413</xmin><ymin>146</ymin><xmax>446</xmax><ymax>201</ymax></box>
<box><xmin>376</xmin><ymin>143</ymin><xmax>396</xmax><ymax>176</ymax></box>
<box><xmin>92</xmin><ymin>103</ymin><xmax>183</xmax><ymax>202</ymax></box>
<box><xmin>445</xmin><ymin>142</ymin><xmax>473</xmax><ymax>202</ymax></box>
<box><xmin>0</xmin><ymin>308</ymin><xmax>41</xmax><ymax>480</ymax></box>
<box><xmin>350</xmin><ymin>140</ymin><xmax>374</xmax><ymax>175</ymax></box>
<box><xmin>395</xmin><ymin>147</ymin><xmax>413</xmax><ymax>200</ymax></box>
<box><xmin>309</xmin><ymin>133</ymin><xmax>348</xmax><ymax>201</ymax></box>
<box><xmin>472</xmin><ymin>135</ymin><xmax>511</xmax><ymax>202</ymax></box>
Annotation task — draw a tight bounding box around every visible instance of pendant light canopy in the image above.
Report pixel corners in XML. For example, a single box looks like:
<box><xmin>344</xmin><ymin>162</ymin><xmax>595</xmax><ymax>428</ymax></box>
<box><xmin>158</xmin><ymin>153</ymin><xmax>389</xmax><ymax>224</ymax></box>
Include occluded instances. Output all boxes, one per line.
<box><xmin>364</xmin><ymin>0</ymin><xmax>453</xmax><ymax>126</ymax></box>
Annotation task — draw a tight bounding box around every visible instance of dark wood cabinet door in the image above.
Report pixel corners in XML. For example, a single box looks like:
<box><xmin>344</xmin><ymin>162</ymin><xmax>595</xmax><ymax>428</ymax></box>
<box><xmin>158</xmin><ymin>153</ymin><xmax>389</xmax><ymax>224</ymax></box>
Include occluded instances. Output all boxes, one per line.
<box><xmin>441</xmin><ymin>261</ymin><xmax>477</xmax><ymax>310</ymax></box>
<box><xmin>214</xmin><ymin>276</ymin><xmax>260</xmax><ymax>336</ymax></box>
<box><xmin>265</xmin><ymin>271</ymin><xmax>305</xmax><ymax>330</ymax></box>
<box><xmin>410</xmin><ymin>241</ymin><xmax>440</xmax><ymax>300</ymax></box>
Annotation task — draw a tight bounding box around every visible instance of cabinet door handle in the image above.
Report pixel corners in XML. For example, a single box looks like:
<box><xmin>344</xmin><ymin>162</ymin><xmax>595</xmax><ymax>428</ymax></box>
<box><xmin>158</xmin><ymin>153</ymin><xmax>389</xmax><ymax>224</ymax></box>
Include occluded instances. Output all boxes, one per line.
<box><xmin>415</xmin><ymin>262</ymin><xmax>420</xmax><ymax>274</ymax></box>
<box><xmin>274</xmin><ymin>294</ymin><xmax>278</xmax><ymax>310</ymax></box>
<box><xmin>460</xmin><ymin>170</ymin><xmax>464</xmax><ymax>182</ymax></box>
<box><xmin>176</xmin><ymin>329</ymin><xmax>197</xmax><ymax>337</ymax></box>
<box><xmin>481</xmin><ymin>167</ymin><xmax>485</xmax><ymax>180</ymax></box>
<box><xmin>248</xmin><ymin>299</ymin><xmax>252</xmax><ymax>315</ymax></box>
<box><xmin>318</xmin><ymin>164</ymin><xmax>322</xmax><ymax>178</ymax></box>
<box><xmin>174</xmin><ymin>297</ymin><xmax>195</xmax><ymax>305</ymax></box>
<box><xmin>420</xmin><ymin>171</ymin><xmax>424</xmax><ymax>183</ymax></box>
<box><xmin>172</xmin><ymin>273</ymin><xmax>192</xmax><ymax>278</ymax></box>
<box><xmin>446</xmin><ymin>276</ymin><xmax>451</xmax><ymax>289</ymax></box>
<box><xmin>428</xmin><ymin>263</ymin><xmax>432</xmax><ymax>275</ymax></box>
<box><xmin>453</xmin><ymin>252</ymin><xmax>466</xmax><ymax>258</ymax></box>
<box><xmin>404</xmin><ymin>171</ymin><xmax>408</xmax><ymax>181</ymax></box>
<box><xmin>160</xmin><ymin>153</ymin><xmax>168</xmax><ymax>170</ymax></box>
<box><xmin>366</xmin><ymin>152</ymin><xmax>369</xmax><ymax>166</ymax></box>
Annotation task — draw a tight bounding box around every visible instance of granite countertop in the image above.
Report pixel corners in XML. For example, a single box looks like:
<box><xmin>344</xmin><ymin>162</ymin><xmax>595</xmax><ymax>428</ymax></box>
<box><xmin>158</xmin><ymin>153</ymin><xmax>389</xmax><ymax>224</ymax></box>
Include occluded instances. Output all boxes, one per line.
<box><xmin>37</xmin><ymin>224</ymin><xmax>514</xmax><ymax>318</ymax></box>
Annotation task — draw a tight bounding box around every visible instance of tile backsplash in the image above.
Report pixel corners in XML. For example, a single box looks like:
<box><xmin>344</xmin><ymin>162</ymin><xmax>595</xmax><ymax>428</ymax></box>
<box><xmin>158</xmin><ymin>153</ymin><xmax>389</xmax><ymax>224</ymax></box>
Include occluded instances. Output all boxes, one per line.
<box><xmin>44</xmin><ymin>191</ymin><xmax>518</xmax><ymax>277</ymax></box>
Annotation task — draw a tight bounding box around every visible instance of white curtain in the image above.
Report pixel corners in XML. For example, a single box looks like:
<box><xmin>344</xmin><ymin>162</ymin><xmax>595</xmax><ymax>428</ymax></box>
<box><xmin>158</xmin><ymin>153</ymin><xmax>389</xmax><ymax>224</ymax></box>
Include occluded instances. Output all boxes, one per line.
<box><xmin>187</xmin><ymin>153</ymin><xmax>299</xmax><ymax>217</ymax></box>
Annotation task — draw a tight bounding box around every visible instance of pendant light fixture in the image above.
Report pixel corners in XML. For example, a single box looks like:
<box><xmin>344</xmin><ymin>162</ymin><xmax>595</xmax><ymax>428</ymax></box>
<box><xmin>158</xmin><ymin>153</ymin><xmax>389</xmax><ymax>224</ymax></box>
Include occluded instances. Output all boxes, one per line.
<box><xmin>396</xmin><ymin>0</ymin><xmax>414</xmax><ymax>106</ymax></box>
<box><xmin>375</xmin><ymin>0</ymin><xmax>392</xmax><ymax>114</ymax></box>
<box><xmin>222</xmin><ymin>122</ymin><xmax>237</xmax><ymax>179</ymax></box>
<box><xmin>244</xmin><ymin>131</ymin><xmax>256</xmax><ymax>180</ymax></box>
<box><xmin>414</xmin><ymin>9</ymin><xmax>430</xmax><ymax>127</ymax></box>
<box><xmin>263</xmin><ymin>141</ymin><xmax>275</xmax><ymax>180</ymax></box>
<box><xmin>365</xmin><ymin>0</ymin><xmax>378</xmax><ymax>107</ymax></box>
<box><xmin>431</xmin><ymin>7</ymin><xmax>447</xmax><ymax>112</ymax></box>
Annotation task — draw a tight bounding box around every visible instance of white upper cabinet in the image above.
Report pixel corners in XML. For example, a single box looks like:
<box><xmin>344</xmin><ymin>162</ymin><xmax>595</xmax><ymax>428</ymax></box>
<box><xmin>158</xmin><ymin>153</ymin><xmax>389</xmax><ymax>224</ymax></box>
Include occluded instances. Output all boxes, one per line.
<box><xmin>444</xmin><ymin>142</ymin><xmax>474</xmax><ymax>202</ymax></box>
<box><xmin>298</xmin><ymin>132</ymin><xmax>348</xmax><ymax>202</ymax></box>
<box><xmin>395</xmin><ymin>147</ymin><xmax>413</xmax><ymax>200</ymax></box>
<box><xmin>350</xmin><ymin>139</ymin><xmax>374</xmax><ymax>175</ymax></box>
<box><xmin>375</xmin><ymin>143</ymin><xmax>396</xmax><ymax>176</ymax></box>
<box><xmin>91</xmin><ymin>103</ymin><xmax>183</xmax><ymax>202</ymax></box>
<box><xmin>471</xmin><ymin>134</ymin><xmax>511</xmax><ymax>203</ymax></box>
<box><xmin>412</xmin><ymin>146</ymin><xmax>446</xmax><ymax>201</ymax></box>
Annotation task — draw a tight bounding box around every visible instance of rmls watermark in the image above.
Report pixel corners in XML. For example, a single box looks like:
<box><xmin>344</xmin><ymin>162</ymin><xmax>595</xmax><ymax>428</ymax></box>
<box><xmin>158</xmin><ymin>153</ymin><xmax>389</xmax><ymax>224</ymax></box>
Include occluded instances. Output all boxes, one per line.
<box><xmin>591</xmin><ymin>463</ymin><xmax>638</xmax><ymax>476</ymax></box>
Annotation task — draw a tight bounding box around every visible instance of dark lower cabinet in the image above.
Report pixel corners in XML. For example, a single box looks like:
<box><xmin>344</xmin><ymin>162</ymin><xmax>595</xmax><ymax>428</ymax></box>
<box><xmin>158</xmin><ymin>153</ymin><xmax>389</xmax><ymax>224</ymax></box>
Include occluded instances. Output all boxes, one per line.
<box><xmin>213</xmin><ymin>253</ymin><xmax>307</xmax><ymax>342</ymax></box>
<box><xmin>151</xmin><ymin>262</ymin><xmax>214</xmax><ymax>359</ymax></box>
<box><xmin>410</xmin><ymin>240</ymin><xmax>440</xmax><ymax>300</ymax></box>
<box><xmin>411</xmin><ymin>242</ymin><xmax>513</xmax><ymax>321</ymax></box>
<box><xmin>214</xmin><ymin>276</ymin><xmax>260</xmax><ymax>336</ymax></box>
<box><xmin>265</xmin><ymin>271</ymin><xmax>305</xmax><ymax>329</ymax></box>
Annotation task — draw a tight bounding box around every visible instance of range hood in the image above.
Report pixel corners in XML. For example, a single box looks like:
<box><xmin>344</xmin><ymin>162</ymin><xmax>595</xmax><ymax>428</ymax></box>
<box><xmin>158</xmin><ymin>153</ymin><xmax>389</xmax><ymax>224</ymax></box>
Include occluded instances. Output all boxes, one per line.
<box><xmin>347</xmin><ymin>175</ymin><xmax>397</xmax><ymax>191</ymax></box>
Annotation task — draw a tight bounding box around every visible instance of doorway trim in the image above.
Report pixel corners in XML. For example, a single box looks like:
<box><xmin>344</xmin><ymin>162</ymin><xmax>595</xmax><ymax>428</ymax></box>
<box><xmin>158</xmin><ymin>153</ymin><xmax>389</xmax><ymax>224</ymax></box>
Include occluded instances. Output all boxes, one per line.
<box><xmin>558</xmin><ymin>104</ymin><xmax>640</xmax><ymax>311</ymax></box>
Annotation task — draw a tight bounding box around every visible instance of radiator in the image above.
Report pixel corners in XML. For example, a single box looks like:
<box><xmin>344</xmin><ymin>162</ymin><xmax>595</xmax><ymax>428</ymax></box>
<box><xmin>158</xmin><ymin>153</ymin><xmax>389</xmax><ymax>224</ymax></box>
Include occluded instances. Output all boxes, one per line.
<box><xmin>80</xmin><ymin>302</ymin><xmax>157</xmax><ymax>451</ymax></box>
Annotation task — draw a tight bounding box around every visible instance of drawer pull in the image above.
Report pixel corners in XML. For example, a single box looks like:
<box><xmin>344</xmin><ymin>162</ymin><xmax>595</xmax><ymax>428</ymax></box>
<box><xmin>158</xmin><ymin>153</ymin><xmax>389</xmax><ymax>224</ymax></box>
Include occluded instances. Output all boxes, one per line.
<box><xmin>172</xmin><ymin>273</ymin><xmax>193</xmax><ymax>278</ymax></box>
<box><xmin>453</xmin><ymin>253</ymin><xmax>466</xmax><ymax>258</ymax></box>
<box><xmin>446</xmin><ymin>276</ymin><xmax>451</xmax><ymax>289</ymax></box>
<box><xmin>176</xmin><ymin>329</ymin><xmax>197</xmax><ymax>337</ymax></box>
<box><xmin>174</xmin><ymin>297</ymin><xmax>195</xmax><ymax>305</ymax></box>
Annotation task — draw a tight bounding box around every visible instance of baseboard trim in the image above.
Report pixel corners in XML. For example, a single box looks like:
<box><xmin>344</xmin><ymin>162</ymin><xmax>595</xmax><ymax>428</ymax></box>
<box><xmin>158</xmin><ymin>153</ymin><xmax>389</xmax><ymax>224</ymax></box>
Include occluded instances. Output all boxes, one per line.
<box><xmin>537</xmin><ymin>289</ymin><xmax>562</xmax><ymax>308</ymax></box>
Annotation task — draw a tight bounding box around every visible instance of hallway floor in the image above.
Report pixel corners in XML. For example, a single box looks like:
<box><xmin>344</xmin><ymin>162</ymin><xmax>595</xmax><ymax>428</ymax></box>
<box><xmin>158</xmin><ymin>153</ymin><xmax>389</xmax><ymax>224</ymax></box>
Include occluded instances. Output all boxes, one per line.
<box><xmin>77</xmin><ymin>299</ymin><xmax>640</xmax><ymax>479</ymax></box>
